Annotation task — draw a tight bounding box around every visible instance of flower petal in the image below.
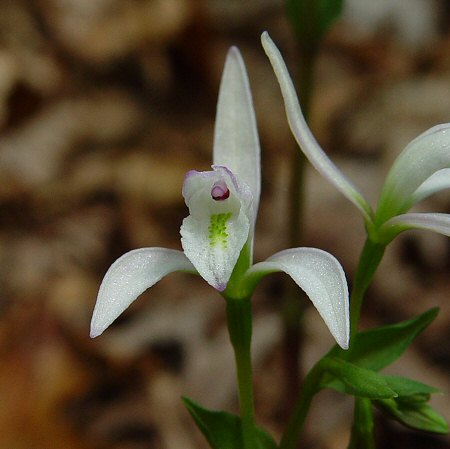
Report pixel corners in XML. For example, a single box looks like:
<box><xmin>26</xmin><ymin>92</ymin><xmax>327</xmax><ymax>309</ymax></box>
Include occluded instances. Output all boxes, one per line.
<box><xmin>213</xmin><ymin>46</ymin><xmax>261</xmax><ymax>228</ymax></box>
<box><xmin>383</xmin><ymin>213</ymin><xmax>450</xmax><ymax>238</ymax></box>
<box><xmin>376</xmin><ymin>124</ymin><xmax>450</xmax><ymax>223</ymax></box>
<box><xmin>247</xmin><ymin>247</ymin><xmax>350</xmax><ymax>349</ymax></box>
<box><xmin>410</xmin><ymin>168</ymin><xmax>450</xmax><ymax>205</ymax></box>
<box><xmin>261</xmin><ymin>31</ymin><xmax>372</xmax><ymax>222</ymax></box>
<box><xmin>91</xmin><ymin>248</ymin><xmax>194</xmax><ymax>338</ymax></box>
<box><xmin>181</xmin><ymin>167</ymin><xmax>251</xmax><ymax>291</ymax></box>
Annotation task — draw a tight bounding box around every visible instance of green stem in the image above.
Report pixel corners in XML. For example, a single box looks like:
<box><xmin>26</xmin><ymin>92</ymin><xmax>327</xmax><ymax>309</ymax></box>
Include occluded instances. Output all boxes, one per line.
<box><xmin>279</xmin><ymin>238</ymin><xmax>386</xmax><ymax>448</ymax></box>
<box><xmin>344</xmin><ymin>239</ymin><xmax>385</xmax><ymax>448</ymax></box>
<box><xmin>349</xmin><ymin>239</ymin><xmax>386</xmax><ymax>349</ymax></box>
<box><xmin>288</xmin><ymin>38</ymin><xmax>314</xmax><ymax>250</ymax></box>
<box><xmin>348</xmin><ymin>398</ymin><xmax>376</xmax><ymax>449</ymax></box>
<box><xmin>279</xmin><ymin>359</ymin><xmax>326</xmax><ymax>449</ymax></box>
<box><xmin>281</xmin><ymin>288</ymin><xmax>307</xmax><ymax>413</ymax></box>
<box><xmin>281</xmin><ymin>36</ymin><xmax>317</xmax><ymax>414</ymax></box>
<box><xmin>226</xmin><ymin>297</ymin><xmax>255</xmax><ymax>449</ymax></box>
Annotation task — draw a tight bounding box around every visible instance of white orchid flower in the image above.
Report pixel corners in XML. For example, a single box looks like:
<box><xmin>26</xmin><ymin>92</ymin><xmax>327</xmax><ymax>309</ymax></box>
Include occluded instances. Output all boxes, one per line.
<box><xmin>262</xmin><ymin>31</ymin><xmax>450</xmax><ymax>246</ymax></box>
<box><xmin>90</xmin><ymin>47</ymin><xmax>350</xmax><ymax>349</ymax></box>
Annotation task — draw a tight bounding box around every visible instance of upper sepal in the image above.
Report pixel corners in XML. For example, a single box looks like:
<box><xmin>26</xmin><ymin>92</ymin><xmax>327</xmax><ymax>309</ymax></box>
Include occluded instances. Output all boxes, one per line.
<box><xmin>213</xmin><ymin>46</ymin><xmax>261</xmax><ymax>229</ymax></box>
<box><xmin>180</xmin><ymin>166</ymin><xmax>253</xmax><ymax>291</ymax></box>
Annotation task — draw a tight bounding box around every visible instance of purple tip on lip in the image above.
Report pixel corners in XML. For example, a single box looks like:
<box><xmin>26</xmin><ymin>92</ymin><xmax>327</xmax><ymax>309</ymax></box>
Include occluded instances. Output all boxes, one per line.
<box><xmin>211</xmin><ymin>180</ymin><xmax>230</xmax><ymax>201</ymax></box>
<box><xmin>216</xmin><ymin>282</ymin><xmax>227</xmax><ymax>292</ymax></box>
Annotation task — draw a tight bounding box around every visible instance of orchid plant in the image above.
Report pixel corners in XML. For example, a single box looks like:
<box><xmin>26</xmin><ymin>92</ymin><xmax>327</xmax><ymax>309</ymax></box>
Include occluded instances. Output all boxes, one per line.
<box><xmin>89</xmin><ymin>30</ymin><xmax>449</xmax><ymax>449</ymax></box>
<box><xmin>261</xmin><ymin>32</ymin><xmax>449</xmax><ymax>449</ymax></box>
<box><xmin>90</xmin><ymin>46</ymin><xmax>351</xmax><ymax>449</ymax></box>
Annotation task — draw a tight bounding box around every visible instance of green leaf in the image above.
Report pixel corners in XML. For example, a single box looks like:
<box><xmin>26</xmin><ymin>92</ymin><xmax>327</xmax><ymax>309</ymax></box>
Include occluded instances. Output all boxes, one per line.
<box><xmin>324</xmin><ymin>357</ymin><xmax>397</xmax><ymax>399</ymax></box>
<box><xmin>376</xmin><ymin>398</ymin><xmax>449</xmax><ymax>434</ymax></box>
<box><xmin>383</xmin><ymin>375</ymin><xmax>440</xmax><ymax>401</ymax></box>
<box><xmin>286</xmin><ymin>0</ymin><xmax>344</xmax><ymax>48</ymax></box>
<box><xmin>330</xmin><ymin>308</ymin><xmax>439</xmax><ymax>371</ymax></box>
<box><xmin>182</xmin><ymin>397</ymin><xmax>277</xmax><ymax>449</ymax></box>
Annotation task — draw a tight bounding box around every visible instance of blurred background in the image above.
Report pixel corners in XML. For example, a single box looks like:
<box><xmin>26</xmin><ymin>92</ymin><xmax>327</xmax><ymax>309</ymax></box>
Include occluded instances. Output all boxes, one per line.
<box><xmin>0</xmin><ymin>0</ymin><xmax>449</xmax><ymax>448</ymax></box>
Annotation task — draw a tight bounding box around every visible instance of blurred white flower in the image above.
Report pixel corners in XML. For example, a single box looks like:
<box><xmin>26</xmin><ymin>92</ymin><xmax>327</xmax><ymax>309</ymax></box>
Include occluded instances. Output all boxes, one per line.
<box><xmin>262</xmin><ymin>31</ymin><xmax>450</xmax><ymax>246</ymax></box>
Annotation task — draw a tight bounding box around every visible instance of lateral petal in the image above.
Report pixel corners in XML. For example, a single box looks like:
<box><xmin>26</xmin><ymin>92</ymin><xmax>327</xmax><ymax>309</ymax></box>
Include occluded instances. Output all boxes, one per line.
<box><xmin>376</xmin><ymin>124</ymin><xmax>450</xmax><ymax>224</ymax></box>
<box><xmin>247</xmin><ymin>247</ymin><xmax>350</xmax><ymax>349</ymax></box>
<box><xmin>261</xmin><ymin>31</ymin><xmax>372</xmax><ymax>222</ymax></box>
<box><xmin>213</xmin><ymin>47</ymin><xmax>261</xmax><ymax>228</ymax></box>
<box><xmin>383</xmin><ymin>213</ymin><xmax>450</xmax><ymax>238</ymax></box>
<box><xmin>90</xmin><ymin>248</ymin><xmax>194</xmax><ymax>338</ymax></box>
<box><xmin>409</xmin><ymin>168</ymin><xmax>450</xmax><ymax>205</ymax></box>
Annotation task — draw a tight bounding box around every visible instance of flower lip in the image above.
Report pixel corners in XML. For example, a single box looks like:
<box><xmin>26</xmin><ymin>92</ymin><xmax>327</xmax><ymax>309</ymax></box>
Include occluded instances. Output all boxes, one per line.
<box><xmin>180</xmin><ymin>165</ymin><xmax>252</xmax><ymax>291</ymax></box>
<box><xmin>211</xmin><ymin>180</ymin><xmax>230</xmax><ymax>201</ymax></box>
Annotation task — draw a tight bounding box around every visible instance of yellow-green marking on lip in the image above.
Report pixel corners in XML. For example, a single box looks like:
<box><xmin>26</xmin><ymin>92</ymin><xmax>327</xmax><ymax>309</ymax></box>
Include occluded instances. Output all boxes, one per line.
<box><xmin>209</xmin><ymin>213</ymin><xmax>232</xmax><ymax>248</ymax></box>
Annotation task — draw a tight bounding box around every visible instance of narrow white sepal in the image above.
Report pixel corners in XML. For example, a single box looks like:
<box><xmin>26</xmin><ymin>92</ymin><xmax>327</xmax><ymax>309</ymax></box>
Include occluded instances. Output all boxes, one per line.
<box><xmin>247</xmin><ymin>247</ymin><xmax>350</xmax><ymax>349</ymax></box>
<box><xmin>90</xmin><ymin>248</ymin><xmax>194</xmax><ymax>338</ymax></box>
<box><xmin>261</xmin><ymin>31</ymin><xmax>371</xmax><ymax>222</ymax></box>
<box><xmin>383</xmin><ymin>213</ymin><xmax>450</xmax><ymax>237</ymax></box>
<box><xmin>377</xmin><ymin>124</ymin><xmax>450</xmax><ymax>220</ymax></box>
<box><xmin>213</xmin><ymin>46</ymin><xmax>261</xmax><ymax>228</ymax></box>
